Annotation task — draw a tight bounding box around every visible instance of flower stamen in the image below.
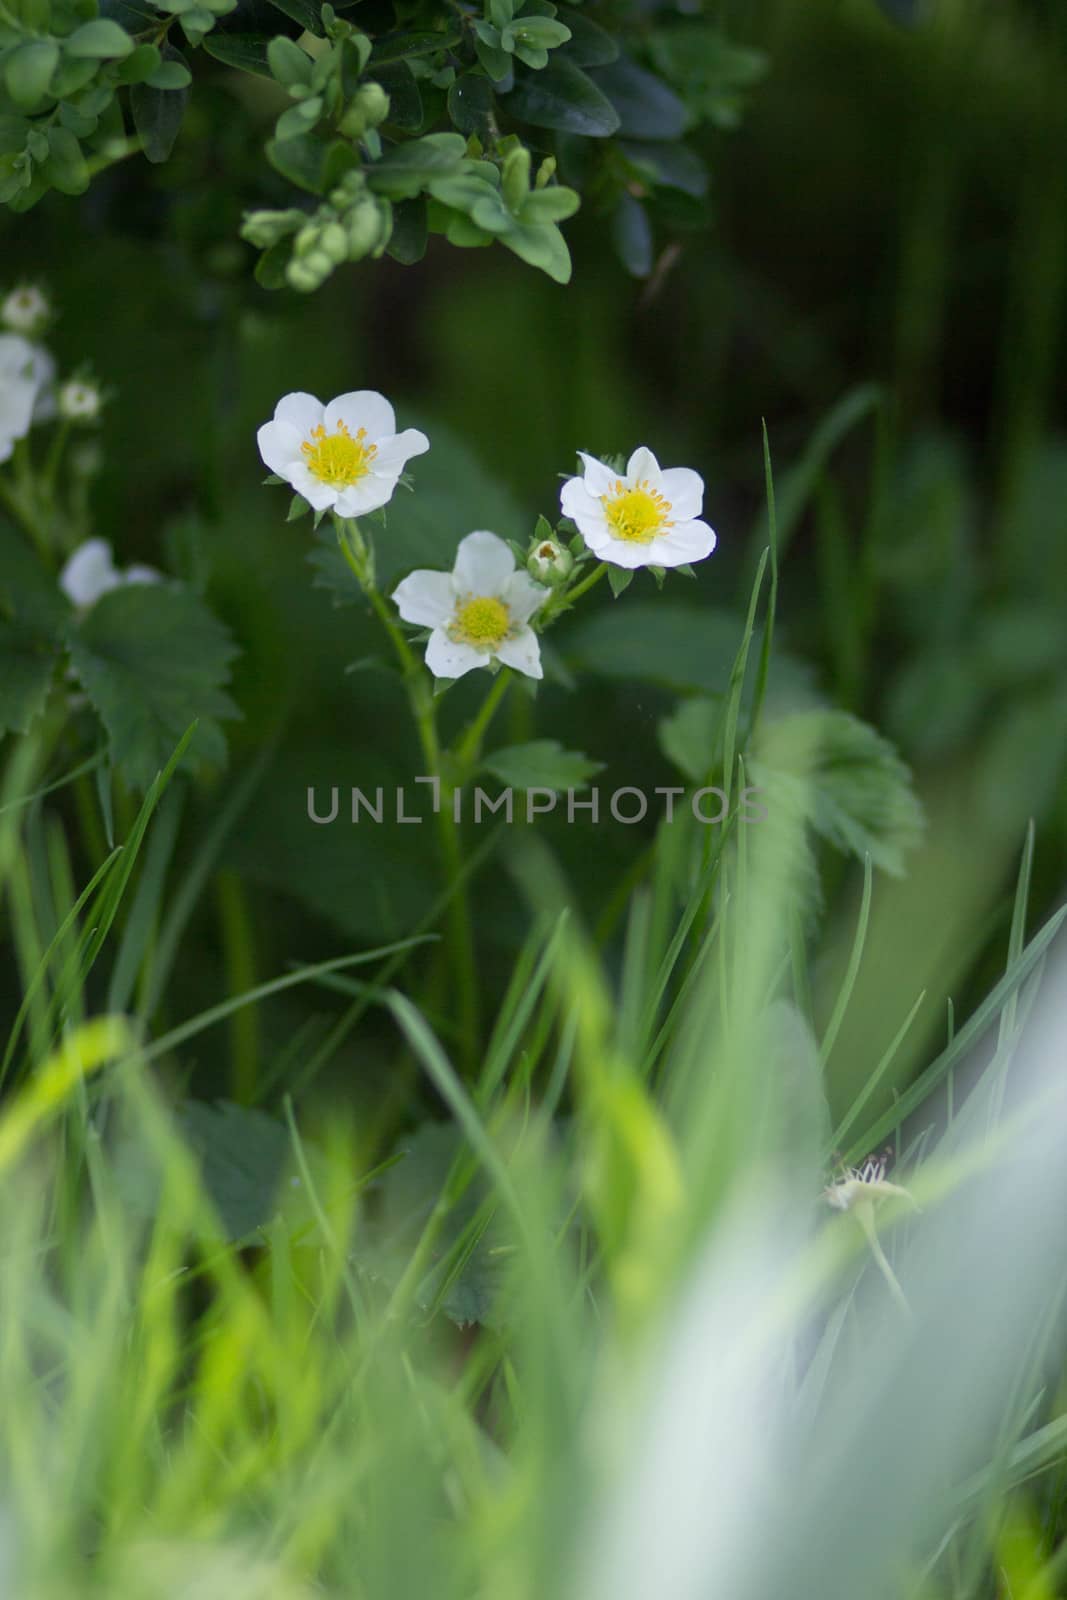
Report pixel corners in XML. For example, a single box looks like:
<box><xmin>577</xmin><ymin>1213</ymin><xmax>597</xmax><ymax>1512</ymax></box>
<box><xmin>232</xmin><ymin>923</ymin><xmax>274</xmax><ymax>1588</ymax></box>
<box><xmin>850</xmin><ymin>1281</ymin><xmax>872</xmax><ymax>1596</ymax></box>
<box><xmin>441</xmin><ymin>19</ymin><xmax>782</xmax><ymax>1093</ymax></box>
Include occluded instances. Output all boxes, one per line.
<box><xmin>603</xmin><ymin>479</ymin><xmax>673</xmax><ymax>544</ymax></box>
<box><xmin>451</xmin><ymin>595</ymin><xmax>511</xmax><ymax>648</ymax></box>
<box><xmin>301</xmin><ymin>420</ymin><xmax>377</xmax><ymax>487</ymax></box>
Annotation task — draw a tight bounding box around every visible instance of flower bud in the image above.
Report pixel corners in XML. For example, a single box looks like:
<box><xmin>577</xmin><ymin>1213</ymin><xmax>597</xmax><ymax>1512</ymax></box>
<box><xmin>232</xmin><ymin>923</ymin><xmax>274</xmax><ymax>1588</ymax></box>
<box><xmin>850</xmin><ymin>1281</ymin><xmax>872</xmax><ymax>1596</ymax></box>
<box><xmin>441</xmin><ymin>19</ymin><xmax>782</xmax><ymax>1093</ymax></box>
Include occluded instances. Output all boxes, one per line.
<box><xmin>345</xmin><ymin>197</ymin><xmax>387</xmax><ymax>260</ymax></box>
<box><xmin>58</xmin><ymin>379</ymin><xmax>102</xmax><ymax>423</ymax></box>
<box><xmin>2</xmin><ymin>284</ymin><xmax>50</xmax><ymax>336</ymax></box>
<box><xmin>526</xmin><ymin>537</ymin><xmax>573</xmax><ymax>585</ymax></box>
<box><xmin>241</xmin><ymin>208</ymin><xmax>304</xmax><ymax>249</ymax></box>
<box><xmin>340</xmin><ymin>82</ymin><xmax>390</xmax><ymax>139</ymax></box>
<box><xmin>319</xmin><ymin>221</ymin><xmax>349</xmax><ymax>265</ymax></box>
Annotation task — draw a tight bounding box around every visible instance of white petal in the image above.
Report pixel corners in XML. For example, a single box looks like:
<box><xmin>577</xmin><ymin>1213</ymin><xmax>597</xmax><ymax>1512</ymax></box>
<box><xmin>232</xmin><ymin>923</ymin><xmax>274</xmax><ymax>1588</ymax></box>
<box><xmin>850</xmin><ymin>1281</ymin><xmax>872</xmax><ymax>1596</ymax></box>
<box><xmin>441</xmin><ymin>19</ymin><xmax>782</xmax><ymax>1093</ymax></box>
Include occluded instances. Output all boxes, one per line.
<box><xmin>257</xmin><ymin>419</ymin><xmax>304</xmax><ymax>477</ymax></box>
<box><xmin>626</xmin><ymin>445</ymin><xmax>662</xmax><ymax>485</ymax></box>
<box><xmin>452</xmin><ymin>530</ymin><xmax>515</xmax><ymax>595</ymax></box>
<box><xmin>0</xmin><ymin>334</ymin><xmax>36</xmax><ymax>379</ymax></box>
<box><xmin>658</xmin><ymin>466</ymin><xmax>704</xmax><ymax>521</ymax></box>
<box><xmin>333</xmin><ymin>477</ymin><xmax>398</xmax><ymax>517</ymax></box>
<box><xmin>561</xmin><ymin>477</ymin><xmax>606</xmax><ymax>521</ymax></box>
<box><xmin>324</xmin><ymin>390</ymin><xmax>396</xmax><ymax>442</ymax></box>
<box><xmin>60</xmin><ymin>539</ymin><xmax>120</xmax><ymax>607</ymax></box>
<box><xmin>503</xmin><ymin>569</ymin><xmax>549</xmax><ymax>624</ymax></box>
<box><xmin>648</xmin><ymin>519</ymin><xmax>717</xmax><ymax>567</ymax></box>
<box><xmin>571</xmin><ymin>516</ymin><xmax>614</xmax><ymax>555</ymax></box>
<box><xmin>0</xmin><ymin>379</ymin><xmax>36</xmax><ymax>456</ymax></box>
<box><xmin>592</xmin><ymin>536</ymin><xmax>658</xmax><ymax>570</ymax></box>
<box><xmin>273</xmin><ymin>392</ymin><xmax>324</xmax><ymax>435</ymax></box>
<box><xmin>371</xmin><ymin>428</ymin><xmax>430</xmax><ymax>475</ymax></box>
<box><xmin>577</xmin><ymin>452</ymin><xmax>619</xmax><ymax>496</ymax></box>
<box><xmin>425</xmin><ymin>628</ymin><xmax>486</xmax><ymax>681</ymax></box>
<box><xmin>392</xmin><ymin>569</ymin><xmax>455</xmax><ymax>628</ymax></box>
<box><xmin>286</xmin><ymin>462</ymin><xmax>340</xmax><ymax>511</ymax></box>
<box><xmin>123</xmin><ymin>564</ymin><xmax>162</xmax><ymax>586</ymax></box>
<box><xmin>495</xmin><ymin>626</ymin><xmax>543</xmax><ymax>679</ymax></box>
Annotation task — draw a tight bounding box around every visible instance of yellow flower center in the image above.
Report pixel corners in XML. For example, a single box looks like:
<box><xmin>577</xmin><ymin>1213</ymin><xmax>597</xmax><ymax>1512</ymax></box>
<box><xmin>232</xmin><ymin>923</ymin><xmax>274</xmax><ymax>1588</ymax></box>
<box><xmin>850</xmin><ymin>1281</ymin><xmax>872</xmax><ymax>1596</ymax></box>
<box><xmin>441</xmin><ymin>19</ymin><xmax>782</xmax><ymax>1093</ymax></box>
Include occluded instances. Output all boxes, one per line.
<box><xmin>452</xmin><ymin>595</ymin><xmax>511</xmax><ymax>648</ymax></box>
<box><xmin>603</xmin><ymin>480</ymin><xmax>673</xmax><ymax>543</ymax></box>
<box><xmin>301</xmin><ymin>421</ymin><xmax>377</xmax><ymax>487</ymax></box>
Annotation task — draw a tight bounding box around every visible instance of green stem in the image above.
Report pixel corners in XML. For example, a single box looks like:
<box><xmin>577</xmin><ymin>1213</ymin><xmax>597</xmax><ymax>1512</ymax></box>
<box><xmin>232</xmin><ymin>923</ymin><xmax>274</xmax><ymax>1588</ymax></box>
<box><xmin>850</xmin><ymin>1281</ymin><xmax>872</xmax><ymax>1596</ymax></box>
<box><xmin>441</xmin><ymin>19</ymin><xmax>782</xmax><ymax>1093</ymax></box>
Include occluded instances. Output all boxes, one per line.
<box><xmin>338</xmin><ymin>519</ymin><xmax>481</xmax><ymax>1072</ymax></box>
<box><xmin>453</xmin><ymin>668</ymin><xmax>512</xmax><ymax>775</ymax></box>
<box><xmin>0</xmin><ymin>470</ymin><xmax>51</xmax><ymax>568</ymax></box>
<box><xmin>540</xmin><ymin>560</ymin><xmax>609</xmax><ymax>626</ymax></box>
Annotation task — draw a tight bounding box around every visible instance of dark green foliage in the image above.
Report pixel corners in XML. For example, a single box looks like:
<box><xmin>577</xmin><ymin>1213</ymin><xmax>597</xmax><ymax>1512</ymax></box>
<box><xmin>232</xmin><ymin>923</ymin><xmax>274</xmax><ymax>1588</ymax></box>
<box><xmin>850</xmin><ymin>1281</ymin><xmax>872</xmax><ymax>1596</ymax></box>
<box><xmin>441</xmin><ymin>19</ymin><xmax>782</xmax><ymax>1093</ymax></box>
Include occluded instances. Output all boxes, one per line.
<box><xmin>0</xmin><ymin>0</ymin><xmax>761</xmax><ymax>280</ymax></box>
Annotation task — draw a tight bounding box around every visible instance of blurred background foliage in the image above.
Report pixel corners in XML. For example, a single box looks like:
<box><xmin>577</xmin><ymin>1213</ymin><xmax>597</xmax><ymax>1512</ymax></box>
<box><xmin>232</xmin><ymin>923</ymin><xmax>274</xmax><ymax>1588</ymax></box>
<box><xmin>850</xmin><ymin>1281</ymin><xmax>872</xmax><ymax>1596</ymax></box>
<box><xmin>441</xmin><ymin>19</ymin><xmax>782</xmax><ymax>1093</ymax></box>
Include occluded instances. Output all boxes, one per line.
<box><xmin>3</xmin><ymin>0</ymin><xmax>1067</xmax><ymax>1131</ymax></box>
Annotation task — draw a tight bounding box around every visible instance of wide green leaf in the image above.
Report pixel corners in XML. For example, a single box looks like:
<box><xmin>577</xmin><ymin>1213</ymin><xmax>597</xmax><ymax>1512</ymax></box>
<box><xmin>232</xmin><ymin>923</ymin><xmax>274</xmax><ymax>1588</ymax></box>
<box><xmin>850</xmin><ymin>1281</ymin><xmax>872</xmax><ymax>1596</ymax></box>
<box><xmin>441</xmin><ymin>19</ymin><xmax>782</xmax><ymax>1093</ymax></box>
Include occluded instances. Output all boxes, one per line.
<box><xmin>567</xmin><ymin>602</ymin><xmax>819</xmax><ymax>708</ymax></box>
<box><xmin>503</xmin><ymin>57</ymin><xmax>619</xmax><ymax>137</ymax></box>
<box><xmin>752</xmin><ymin>710</ymin><xmax>924</xmax><ymax>877</ymax></box>
<box><xmin>130</xmin><ymin>48</ymin><xmax>190</xmax><ymax>162</ymax></box>
<box><xmin>66</xmin><ymin>583</ymin><xmax>240</xmax><ymax>790</ymax></box>
<box><xmin>588</xmin><ymin>55</ymin><xmax>686</xmax><ymax>140</ymax></box>
<box><xmin>483</xmin><ymin>739</ymin><xmax>602</xmax><ymax>792</ymax></box>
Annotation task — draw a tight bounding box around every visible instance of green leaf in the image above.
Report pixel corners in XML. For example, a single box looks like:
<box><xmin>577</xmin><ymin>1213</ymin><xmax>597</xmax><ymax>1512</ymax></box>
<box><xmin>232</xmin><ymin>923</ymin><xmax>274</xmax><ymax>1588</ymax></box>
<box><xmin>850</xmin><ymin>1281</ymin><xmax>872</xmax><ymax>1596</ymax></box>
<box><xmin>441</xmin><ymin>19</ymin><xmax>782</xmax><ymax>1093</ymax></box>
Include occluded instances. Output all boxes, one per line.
<box><xmin>385</xmin><ymin>196</ymin><xmax>428</xmax><ymax>263</ymax></box>
<box><xmin>354</xmin><ymin>1121</ymin><xmax>512</xmax><ymax>1328</ymax></box>
<box><xmin>520</xmin><ymin>183</ymin><xmax>579</xmax><ymax>223</ymax></box>
<box><xmin>447</xmin><ymin>71</ymin><xmax>494</xmax><ymax>138</ymax></box>
<box><xmin>66</xmin><ymin>584</ymin><xmax>240</xmax><ymax>791</ymax></box>
<box><xmin>130</xmin><ymin>48</ymin><xmax>190</xmax><ymax>162</ymax></box>
<box><xmin>265</xmin><ymin>129</ymin><xmax>330</xmax><ymax>192</ymax></box>
<box><xmin>42</xmin><ymin>126</ymin><xmax>89</xmax><ymax>194</ymax></box>
<box><xmin>202</xmin><ymin>29</ymin><xmax>274</xmax><ymax>75</ymax></box>
<box><xmin>503</xmin><ymin>56</ymin><xmax>619</xmax><ymax>137</ymax></box>
<box><xmin>371</xmin><ymin>29</ymin><xmax>461</xmax><ymax>63</ymax></box>
<box><xmin>267</xmin><ymin>33</ymin><xmax>311</xmax><ymax>84</ymax></box>
<box><xmin>501</xmin><ymin>15</ymin><xmax>571</xmax><ymax>52</ymax></box>
<box><xmin>0</xmin><ymin>618</ymin><xmax>58</xmax><ymax>735</ymax></box>
<box><xmin>658</xmin><ymin>696</ymin><xmax>722</xmax><ymax>783</ymax></box>
<box><xmin>367</xmin><ymin>132</ymin><xmax>466</xmax><ymax>199</ymax></box>
<box><xmin>499</xmin><ymin>216</ymin><xmax>572</xmax><ymax>282</ymax></box>
<box><xmin>368</xmin><ymin>61</ymin><xmax>422</xmax><ymax>131</ymax></box>
<box><xmin>64</xmin><ymin>18</ymin><xmax>134</xmax><ymax>57</ymax></box>
<box><xmin>266</xmin><ymin>0</ymin><xmax>324</xmax><ymax>36</ymax></box>
<box><xmin>612</xmin><ymin>190</ymin><xmax>652</xmax><ymax>276</ymax></box>
<box><xmin>567</xmin><ymin>602</ymin><xmax>818</xmax><ymax>706</ymax></box>
<box><xmin>588</xmin><ymin>55</ymin><xmax>686</xmax><ymax>140</ymax></box>
<box><xmin>621</xmin><ymin>138</ymin><xmax>708</xmax><ymax>196</ymax></box>
<box><xmin>558</xmin><ymin>8</ymin><xmax>618</xmax><ymax>67</ymax></box>
<box><xmin>4</xmin><ymin>40</ymin><xmax>59</xmax><ymax>109</ymax></box>
<box><xmin>114</xmin><ymin>1099</ymin><xmax>330</xmax><ymax>1241</ymax></box>
<box><xmin>483</xmin><ymin>739</ymin><xmax>602</xmax><ymax>792</ymax></box>
<box><xmin>752</xmin><ymin>710</ymin><xmax>925</xmax><ymax>877</ymax></box>
<box><xmin>145</xmin><ymin>55</ymin><xmax>192</xmax><ymax>88</ymax></box>
<box><xmin>648</xmin><ymin>24</ymin><xmax>767</xmax><ymax>130</ymax></box>
<box><xmin>115</xmin><ymin>42</ymin><xmax>161</xmax><ymax>83</ymax></box>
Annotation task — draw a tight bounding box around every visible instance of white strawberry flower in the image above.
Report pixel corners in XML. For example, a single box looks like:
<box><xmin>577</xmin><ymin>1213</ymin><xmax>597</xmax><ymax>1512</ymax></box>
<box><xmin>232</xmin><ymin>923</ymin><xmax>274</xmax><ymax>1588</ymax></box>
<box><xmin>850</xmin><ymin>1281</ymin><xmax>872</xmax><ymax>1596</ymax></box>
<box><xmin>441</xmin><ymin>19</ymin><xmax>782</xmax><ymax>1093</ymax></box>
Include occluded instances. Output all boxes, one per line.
<box><xmin>256</xmin><ymin>390</ymin><xmax>429</xmax><ymax>517</ymax></box>
<box><xmin>0</xmin><ymin>335</ymin><xmax>55</xmax><ymax>462</ymax></box>
<box><xmin>59</xmin><ymin>539</ymin><xmax>162</xmax><ymax>610</ymax></box>
<box><xmin>392</xmin><ymin>530</ymin><xmax>548</xmax><ymax>681</ymax></box>
<box><xmin>560</xmin><ymin>446</ymin><xmax>717</xmax><ymax>571</ymax></box>
<box><xmin>824</xmin><ymin>1151</ymin><xmax>914</xmax><ymax>1214</ymax></box>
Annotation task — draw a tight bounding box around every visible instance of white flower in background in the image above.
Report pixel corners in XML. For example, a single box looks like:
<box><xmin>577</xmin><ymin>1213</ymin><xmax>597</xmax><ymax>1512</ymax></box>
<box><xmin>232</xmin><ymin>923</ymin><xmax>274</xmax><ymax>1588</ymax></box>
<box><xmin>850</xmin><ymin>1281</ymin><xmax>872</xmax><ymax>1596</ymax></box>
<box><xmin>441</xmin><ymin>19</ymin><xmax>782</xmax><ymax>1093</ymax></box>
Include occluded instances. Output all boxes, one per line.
<box><xmin>561</xmin><ymin>447</ymin><xmax>717</xmax><ymax>571</ymax></box>
<box><xmin>1</xmin><ymin>284</ymin><xmax>50</xmax><ymax>337</ymax></box>
<box><xmin>257</xmin><ymin>390</ymin><xmax>429</xmax><ymax>517</ymax></box>
<box><xmin>59</xmin><ymin>539</ymin><xmax>162</xmax><ymax>610</ymax></box>
<box><xmin>58</xmin><ymin>378</ymin><xmax>102</xmax><ymax>423</ymax></box>
<box><xmin>825</xmin><ymin>1149</ymin><xmax>917</xmax><ymax>1316</ymax></box>
<box><xmin>824</xmin><ymin>1151</ymin><xmax>914</xmax><ymax>1213</ymax></box>
<box><xmin>0</xmin><ymin>334</ymin><xmax>55</xmax><ymax>462</ymax></box>
<box><xmin>392</xmin><ymin>530</ymin><xmax>548</xmax><ymax>681</ymax></box>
